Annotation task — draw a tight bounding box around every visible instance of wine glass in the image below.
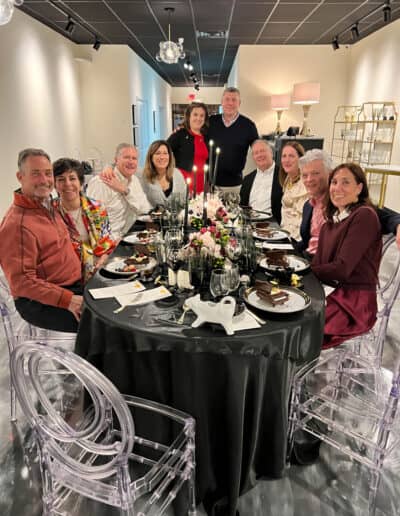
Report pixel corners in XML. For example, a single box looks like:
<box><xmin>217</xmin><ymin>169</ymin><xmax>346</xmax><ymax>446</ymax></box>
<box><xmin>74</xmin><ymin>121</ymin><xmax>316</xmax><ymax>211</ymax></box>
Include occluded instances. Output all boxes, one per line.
<box><xmin>225</xmin><ymin>237</ymin><xmax>243</xmax><ymax>263</ymax></box>
<box><xmin>224</xmin><ymin>263</ymin><xmax>240</xmax><ymax>294</ymax></box>
<box><xmin>209</xmin><ymin>269</ymin><xmax>229</xmax><ymax>300</ymax></box>
<box><xmin>165</xmin><ymin>228</ymin><xmax>183</xmax><ymax>248</ymax></box>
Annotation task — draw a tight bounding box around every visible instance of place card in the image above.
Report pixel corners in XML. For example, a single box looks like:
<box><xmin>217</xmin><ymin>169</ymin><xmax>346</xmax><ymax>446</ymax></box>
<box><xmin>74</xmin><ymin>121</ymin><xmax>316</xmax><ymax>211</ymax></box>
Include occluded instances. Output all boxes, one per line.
<box><xmin>115</xmin><ymin>286</ymin><xmax>171</xmax><ymax>307</ymax></box>
<box><xmin>262</xmin><ymin>242</ymin><xmax>294</xmax><ymax>250</ymax></box>
<box><xmin>89</xmin><ymin>280</ymin><xmax>145</xmax><ymax>299</ymax></box>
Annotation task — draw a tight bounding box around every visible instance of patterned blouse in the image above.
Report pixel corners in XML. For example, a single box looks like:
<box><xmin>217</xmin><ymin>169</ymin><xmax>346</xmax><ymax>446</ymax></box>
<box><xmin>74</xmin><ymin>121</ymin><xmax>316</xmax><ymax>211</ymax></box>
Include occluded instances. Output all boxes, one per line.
<box><xmin>54</xmin><ymin>193</ymin><xmax>116</xmax><ymax>282</ymax></box>
<box><xmin>280</xmin><ymin>176</ymin><xmax>308</xmax><ymax>241</ymax></box>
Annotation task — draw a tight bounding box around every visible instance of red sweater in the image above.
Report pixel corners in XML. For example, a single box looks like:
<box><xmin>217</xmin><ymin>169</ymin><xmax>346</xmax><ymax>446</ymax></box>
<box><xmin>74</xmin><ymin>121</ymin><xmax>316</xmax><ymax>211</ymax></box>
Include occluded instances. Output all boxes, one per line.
<box><xmin>0</xmin><ymin>192</ymin><xmax>82</xmax><ymax>308</ymax></box>
<box><xmin>311</xmin><ymin>205</ymin><xmax>382</xmax><ymax>290</ymax></box>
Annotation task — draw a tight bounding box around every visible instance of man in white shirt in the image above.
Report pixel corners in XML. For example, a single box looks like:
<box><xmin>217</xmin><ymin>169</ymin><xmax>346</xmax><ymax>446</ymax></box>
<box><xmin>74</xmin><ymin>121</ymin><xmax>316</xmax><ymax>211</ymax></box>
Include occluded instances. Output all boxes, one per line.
<box><xmin>87</xmin><ymin>143</ymin><xmax>151</xmax><ymax>238</ymax></box>
<box><xmin>240</xmin><ymin>139</ymin><xmax>283</xmax><ymax>223</ymax></box>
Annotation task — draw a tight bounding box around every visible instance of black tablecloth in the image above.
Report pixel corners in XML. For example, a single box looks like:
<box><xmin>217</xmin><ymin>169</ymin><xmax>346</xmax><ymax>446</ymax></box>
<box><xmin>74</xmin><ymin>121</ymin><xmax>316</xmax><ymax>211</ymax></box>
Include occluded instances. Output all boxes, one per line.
<box><xmin>75</xmin><ymin>242</ymin><xmax>325</xmax><ymax>516</ymax></box>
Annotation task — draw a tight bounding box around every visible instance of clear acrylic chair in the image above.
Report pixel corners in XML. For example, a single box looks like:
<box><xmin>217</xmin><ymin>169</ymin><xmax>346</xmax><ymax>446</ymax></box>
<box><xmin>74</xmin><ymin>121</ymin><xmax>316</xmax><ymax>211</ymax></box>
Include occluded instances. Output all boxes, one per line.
<box><xmin>287</xmin><ymin>348</ymin><xmax>400</xmax><ymax>516</ymax></box>
<box><xmin>10</xmin><ymin>340</ymin><xmax>197</xmax><ymax>516</ymax></box>
<box><xmin>0</xmin><ymin>272</ymin><xmax>76</xmax><ymax>421</ymax></box>
<box><xmin>346</xmin><ymin>235</ymin><xmax>400</xmax><ymax>365</ymax></box>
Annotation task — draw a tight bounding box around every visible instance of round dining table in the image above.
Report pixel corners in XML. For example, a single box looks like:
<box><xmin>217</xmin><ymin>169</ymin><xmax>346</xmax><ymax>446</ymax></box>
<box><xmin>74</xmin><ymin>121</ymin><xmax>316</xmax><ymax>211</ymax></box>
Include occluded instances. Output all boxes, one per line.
<box><xmin>75</xmin><ymin>237</ymin><xmax>325</xmax><ymax>516</ymax></box>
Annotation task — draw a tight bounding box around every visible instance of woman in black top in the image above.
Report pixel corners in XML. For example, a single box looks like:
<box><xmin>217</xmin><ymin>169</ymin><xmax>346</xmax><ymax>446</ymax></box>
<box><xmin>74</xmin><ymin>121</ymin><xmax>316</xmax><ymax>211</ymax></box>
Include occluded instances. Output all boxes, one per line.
<box><xmin>167</xmin><ymin>102</ymin><xmax>209</xmax><ymax>195</ymax></box>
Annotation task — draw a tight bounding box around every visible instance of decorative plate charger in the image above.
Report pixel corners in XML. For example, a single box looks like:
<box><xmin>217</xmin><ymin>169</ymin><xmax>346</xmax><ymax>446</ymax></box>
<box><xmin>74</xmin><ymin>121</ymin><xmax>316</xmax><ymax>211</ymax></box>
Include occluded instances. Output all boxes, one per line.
<box><xmin>244</xmin><ymin>286</ymin><xmax>311</xmax><ymax>314</ymax></box>
<box><xmin>252</xmin><ymin>228</ymin><xmax>290</xmax><ymax>241</ymax></box>
<box><xmin>259</xmin><ymin>255</ymin><xmax>310</xmax><ymax>274</ymax></box>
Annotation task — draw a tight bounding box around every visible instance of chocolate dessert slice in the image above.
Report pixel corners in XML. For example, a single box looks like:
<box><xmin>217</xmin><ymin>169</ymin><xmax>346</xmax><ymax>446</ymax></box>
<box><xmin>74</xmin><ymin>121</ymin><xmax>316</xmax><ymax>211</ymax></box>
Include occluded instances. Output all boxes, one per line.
<box><xmin>264</xmin><ymin>250</ymin><xmax>289</xmax><ymax>268</ymax></box>
<box><xmin>126</xmin><ymin>253</ymin><xmax>150</xmax><ymax>265</ymax></box>
<box><xmin>254</xmin><ymin>280</ymin><xmax>289</xmax><ymax>306</ymax></box>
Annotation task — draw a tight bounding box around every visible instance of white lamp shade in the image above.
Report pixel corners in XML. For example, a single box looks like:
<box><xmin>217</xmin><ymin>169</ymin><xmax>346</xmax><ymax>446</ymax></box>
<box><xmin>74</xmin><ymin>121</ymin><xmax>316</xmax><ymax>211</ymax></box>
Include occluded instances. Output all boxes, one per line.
<box><xmin>271</xmin><ymin>94</ymin><xmax>291</xmax><ymax>111</ymax></box>
<box><xmin>292</xmin><ymin>82</ymin><xmax>320</xmax><ymax>105</ymax></box>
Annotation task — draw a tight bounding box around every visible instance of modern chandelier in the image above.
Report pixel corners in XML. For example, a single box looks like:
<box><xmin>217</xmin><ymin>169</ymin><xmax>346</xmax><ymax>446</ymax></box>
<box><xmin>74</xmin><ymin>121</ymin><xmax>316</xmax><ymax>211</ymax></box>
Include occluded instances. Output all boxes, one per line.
<box><xmin>0</xmin><ymin>0</ymin><xmax>23</xmax><ymax>26</ymax></box>
<box><xmin>156</xmin><ymin>7</ymin><xmax>185</xmax><ymax>65</ymax></box>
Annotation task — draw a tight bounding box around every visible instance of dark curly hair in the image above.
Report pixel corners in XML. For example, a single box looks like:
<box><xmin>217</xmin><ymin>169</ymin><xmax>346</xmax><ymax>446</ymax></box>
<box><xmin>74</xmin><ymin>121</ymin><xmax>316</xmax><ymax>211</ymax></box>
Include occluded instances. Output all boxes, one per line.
<box><xmin>53</xmin><ymin>158</ymin><xmax>85</xmax><ymax>185</ymax></box>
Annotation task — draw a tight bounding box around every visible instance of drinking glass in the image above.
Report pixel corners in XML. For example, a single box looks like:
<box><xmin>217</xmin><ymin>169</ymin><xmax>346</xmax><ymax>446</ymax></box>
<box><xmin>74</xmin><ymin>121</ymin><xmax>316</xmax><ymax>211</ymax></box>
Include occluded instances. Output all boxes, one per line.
<box><xmin>166</xmin><ymin>246</ymin><xmax>181</xmax><ymax>272</ymax></box>
<box><xmin>225</xmin><ymin>236</ymin><xmax>243</xmax><ymax>263</ymax></box>
<box><xmin>188</xmin><ymin>252</ymin><xmax>206</xmax><ymax>289</ymax></box>
<box><xmin>224</xmin><ymin>263</ymin><xmax>240</xmax><ymax>293</ymax></box>
<box><xmin>165</xmin><ymin>228</ymin><xmax>183</xmax><ymax>248</ymax></box>
<box><xmin>209</xmin><ymin>269</ymin><xmax>229</xmax><ymax>300</ymax></box>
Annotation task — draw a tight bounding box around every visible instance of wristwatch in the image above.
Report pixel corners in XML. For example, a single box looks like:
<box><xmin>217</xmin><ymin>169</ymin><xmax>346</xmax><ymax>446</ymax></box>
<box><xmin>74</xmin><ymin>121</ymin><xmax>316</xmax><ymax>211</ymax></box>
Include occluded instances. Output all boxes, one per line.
<box><xmin>123</xmin><ymin>187</ymin><xmax>130</xmax><ymax>196</ymax></box>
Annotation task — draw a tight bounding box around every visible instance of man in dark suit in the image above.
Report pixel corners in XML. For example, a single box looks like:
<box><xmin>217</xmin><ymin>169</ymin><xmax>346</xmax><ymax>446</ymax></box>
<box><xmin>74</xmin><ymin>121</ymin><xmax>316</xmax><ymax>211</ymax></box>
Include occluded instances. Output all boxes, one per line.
<box><xmin>297</xmin><ymin>149</ymin><xmax>400</xmax><ymax>255</ymax></box>
<box><xmin>240</xmin><ymin>139</ymin><xmax>282</xmax><ymax>223</ymax></box>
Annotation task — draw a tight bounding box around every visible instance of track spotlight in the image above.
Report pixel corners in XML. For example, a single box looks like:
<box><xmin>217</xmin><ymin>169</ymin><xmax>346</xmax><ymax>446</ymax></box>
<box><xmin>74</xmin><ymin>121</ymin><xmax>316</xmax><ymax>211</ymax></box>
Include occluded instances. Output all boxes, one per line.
<box><xmin>383</xmin><ymin>2</ymin><xmax>391</xmax><ymax>23</ymax></box>
<box><xmin>191</xmin><ymin>76</ymin><xmax>197</xmax><ymax>83</ymax></box>
<box><xmin>331</xmin><ymin>37</ymin><xmax>339</xmax><ymax>50</ymax></box>
<box><xmin>351</xmin><ymin>23</ymin><xmax>359</xmax><ymax>41</ymax></box>
<box><xmin>65</xmin><ymin>17</ymin><xmax>75</xmax><ymax>34</ymax></box>
<box><xmin>189</xmin><ymin>71</ymin><xmax>196</xmax><ymax>78</ymax></box>
<box><xmin>184</xmin><ymin>60</ymin><xmax>194</xmax><ymax>71</ymax></box>
<box><xmin>93</xmin><ymin>38</ymin><xmax>101</xmax><ymax>51</ymax></box>
<box><xmin>194</xmin><ymin>84</ymin><xmax>200</xmax><ymax>91</ymax></box>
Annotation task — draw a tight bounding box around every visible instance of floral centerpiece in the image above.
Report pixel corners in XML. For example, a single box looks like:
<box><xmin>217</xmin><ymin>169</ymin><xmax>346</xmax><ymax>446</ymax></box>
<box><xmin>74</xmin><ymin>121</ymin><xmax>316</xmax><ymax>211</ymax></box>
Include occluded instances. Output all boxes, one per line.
<box><xmin>189</xmin><ymin>193</ymin><xmax>228</xmax><ymax>228</ymax></box>
<box><xmin>184</xmin><ymin>222</ymin><xmax>230</xmax><ymax>267</ymax></box>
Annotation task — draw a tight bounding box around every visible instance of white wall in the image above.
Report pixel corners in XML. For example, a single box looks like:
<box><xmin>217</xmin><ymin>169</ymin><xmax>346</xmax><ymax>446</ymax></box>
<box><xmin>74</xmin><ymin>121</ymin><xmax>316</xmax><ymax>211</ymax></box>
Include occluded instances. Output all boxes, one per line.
<box><xmin>227</xmin><ymin>52</ymin><xmax>239</xmax><ymax>88</ymax></box>
<box><xmin>171</xmin><ymin>87</ymin><xmax>224</xmax><ymax>105</ymax></box>
<box><xmin>0</xmin><ymin>10</ymin><xmax>82</xmax><ymax>217</ymax></box>
<box><xmin>347</xmin><ymin>19</ymin><xmax>400</xmax><ymax>210</ymax></box>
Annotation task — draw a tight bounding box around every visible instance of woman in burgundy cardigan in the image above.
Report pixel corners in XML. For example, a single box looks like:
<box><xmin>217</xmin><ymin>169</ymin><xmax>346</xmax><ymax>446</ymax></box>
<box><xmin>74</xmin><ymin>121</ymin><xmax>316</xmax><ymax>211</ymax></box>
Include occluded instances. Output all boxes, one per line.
<box><xmin>311</xmin><ymin>163</ymin><xmax>382</xmax><ymax>349</ymax></box>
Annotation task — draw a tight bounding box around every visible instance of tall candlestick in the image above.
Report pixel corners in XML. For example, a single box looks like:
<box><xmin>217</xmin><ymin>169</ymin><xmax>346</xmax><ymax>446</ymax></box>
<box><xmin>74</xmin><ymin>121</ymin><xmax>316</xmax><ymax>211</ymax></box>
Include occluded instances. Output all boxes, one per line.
<box><xmin>208</xmin><ymin>140</ymin><xmax>214</xmax><ymax>187</ymax></box>
<box><xmin>212</xmin><ymin>147</ymin><xmax>221</xmax><ymax>192</ymax></box>
<box><xmin>192</xmin><ymin>165</ymin><xmax>197</xmax><ymax>198</ymax></box>
<box><xmin>203</xmin><ymin>201</ymin><xmax>208</xmax><ymax>227</ymax></box>
<box><xmin>184</xmin><ymin>177</ymin><xmax>191</xmax><ymax>230</ymax></box>
<box><xmin>203</xmin><ymin>164</ymin><xmax>209</xmax><ymax>199</ymax></box>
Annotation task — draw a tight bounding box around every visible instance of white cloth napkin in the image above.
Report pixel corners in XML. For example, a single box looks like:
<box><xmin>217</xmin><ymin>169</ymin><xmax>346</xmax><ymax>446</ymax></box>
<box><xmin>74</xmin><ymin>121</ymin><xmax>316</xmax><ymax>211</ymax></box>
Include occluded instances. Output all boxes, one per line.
<box><xmin>232</xmin><ymin>311</ymin><xmax>261</xmax><ymax>331</ymax></box>
<box><xmin>89</xmin><ymin>280</ymin><xmax>145</xmax><ymax>299</ymax></box>
<box><xmin>115</xmin><ymin>286</ymin><xmax>171</xmax><ymax>307</ymax></box>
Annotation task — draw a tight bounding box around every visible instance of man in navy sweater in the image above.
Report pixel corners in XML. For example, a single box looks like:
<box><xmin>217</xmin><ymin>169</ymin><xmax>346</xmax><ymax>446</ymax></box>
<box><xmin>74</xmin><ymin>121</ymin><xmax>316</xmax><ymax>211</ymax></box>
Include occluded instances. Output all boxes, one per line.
<box><xmin>208</xmin><ymin>87</ymin><xmax>258</xmax><ymax>194</ymax></box>
<box><xmin>296</xmin><ymin>149</ymin><xmax>400</xmax><ymax>255</ymax></box>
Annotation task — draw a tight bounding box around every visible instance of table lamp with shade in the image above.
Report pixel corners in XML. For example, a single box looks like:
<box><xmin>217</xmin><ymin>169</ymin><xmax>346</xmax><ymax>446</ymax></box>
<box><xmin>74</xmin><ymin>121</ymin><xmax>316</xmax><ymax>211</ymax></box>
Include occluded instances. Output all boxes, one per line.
<box><xmin>292</xmin><ymin>82</ymin><xmax>320</xmax><ymax>136</ymax></box>
<box><xmin>271</xmin><ymin>94</ymin><xmax>291</xmax><ymax>134</ymax></box>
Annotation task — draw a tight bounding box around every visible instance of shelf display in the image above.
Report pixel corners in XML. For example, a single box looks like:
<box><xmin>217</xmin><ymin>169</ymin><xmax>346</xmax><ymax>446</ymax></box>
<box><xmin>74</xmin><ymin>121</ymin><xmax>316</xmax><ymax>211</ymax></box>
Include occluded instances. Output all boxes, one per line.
<box><xmin>330</xmin><ymin>102</ymin><xmax>397</xmax><ymax>167</ymax></box>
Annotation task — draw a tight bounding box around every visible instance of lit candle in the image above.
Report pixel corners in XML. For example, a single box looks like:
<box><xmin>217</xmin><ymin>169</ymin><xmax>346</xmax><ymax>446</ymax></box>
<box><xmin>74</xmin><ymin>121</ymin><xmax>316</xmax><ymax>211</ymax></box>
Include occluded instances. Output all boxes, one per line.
<box><xmin>203</xmin><ymin>164</ymin><xmax>209</xmax><ymax>199</ymax></box>
<box><xmin>208</xmin><ymin>140</ymin><xmax>214</xmax><ymax>187</ymax></box>
<box><xmin>184</xmin><ymin>177</ymin><xmax>191</xmax><ymax>230</ymax></box>
<box><xmin>192</xmin><ymin>165</ymin><xmax>197</xmax><ymax>198</ymax></box>
<box><xmin>212</xmin><ymin>147</ymin><xmax>221</xmax><ymax>192</ymax></box>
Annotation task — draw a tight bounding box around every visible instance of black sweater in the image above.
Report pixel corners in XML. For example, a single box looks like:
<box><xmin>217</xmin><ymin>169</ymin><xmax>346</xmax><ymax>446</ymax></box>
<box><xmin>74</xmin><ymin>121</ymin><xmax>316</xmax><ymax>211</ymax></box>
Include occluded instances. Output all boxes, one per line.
<box><xmin>208</xmin><ymin>114</ymin><xmax>258</xmax><ymax>186</ymax></box>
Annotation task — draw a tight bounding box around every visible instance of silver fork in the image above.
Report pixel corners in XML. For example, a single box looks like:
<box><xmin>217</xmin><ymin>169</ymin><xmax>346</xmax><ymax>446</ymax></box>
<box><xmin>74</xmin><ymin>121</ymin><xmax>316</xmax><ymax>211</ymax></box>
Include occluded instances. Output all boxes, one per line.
<box><xmin>113</xmin><ymin>293</ymin><xmax>143</xmax><ymax>314</ymax></box>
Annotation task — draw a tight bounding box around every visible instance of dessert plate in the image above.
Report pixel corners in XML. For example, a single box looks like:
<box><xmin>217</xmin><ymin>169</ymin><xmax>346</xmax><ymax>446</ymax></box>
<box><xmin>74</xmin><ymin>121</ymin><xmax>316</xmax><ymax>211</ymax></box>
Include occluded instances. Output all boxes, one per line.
<box><xmin>103</xmin><ymin>257</ymin><xmax>157</xmax><ymax>276</ymax></box>
<box><xmin>244</xmin><ymin>286</ymin><xmax>311</xmax><ymax>314</ymax></box>
<box><xmin>250</xmin><ymin>211</ymin><xmax>273</xmax><ymax>221</ymax></box>
<box><xmin>259</xmin><ymin>255</ymin><xmax>309</xmax><ymax>274</ymax></box>
<box><xmin>253</xmin><ymin>229</ymin><xmax>290</xmax><ymax>241</ymax></box>
<box><xmin>122</xmin><ymin>230</ymin><xmax>157</xmax><ymax>244</ymax></box>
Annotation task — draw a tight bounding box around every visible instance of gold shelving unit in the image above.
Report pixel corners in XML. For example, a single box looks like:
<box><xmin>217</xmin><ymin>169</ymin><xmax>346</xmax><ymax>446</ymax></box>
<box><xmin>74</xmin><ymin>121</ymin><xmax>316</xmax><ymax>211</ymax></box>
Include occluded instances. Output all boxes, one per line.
<box><xmin>331</xmin><ymin>102</ymin><xmax>398</xmax><ymax>206</ymax></box>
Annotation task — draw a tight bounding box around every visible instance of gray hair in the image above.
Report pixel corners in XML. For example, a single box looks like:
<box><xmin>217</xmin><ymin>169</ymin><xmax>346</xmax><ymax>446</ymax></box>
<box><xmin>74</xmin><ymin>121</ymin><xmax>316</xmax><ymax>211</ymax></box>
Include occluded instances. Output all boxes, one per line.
<box><xmin>223</xmin><ymin>86</ymin><xmax>240</xmax><ymax>97</ymax></box>
<box><xmin>251</xmin><ymin>138</ymin><xmax>274</xmax><ymax>154</ymax></box>
<box><xmin>115</xmin><ymin>143</ymin><xmax>136</xmax><ymax>158</ymax></box>
<box><xmin>299</xmin><ymin>148</ymin><xmax>333</xmax><ymax>174</ymax></box>
<box><xmin>18</xmin><ymin>148</ymin><xmax>51</xmax><ymax>171</ymax></box>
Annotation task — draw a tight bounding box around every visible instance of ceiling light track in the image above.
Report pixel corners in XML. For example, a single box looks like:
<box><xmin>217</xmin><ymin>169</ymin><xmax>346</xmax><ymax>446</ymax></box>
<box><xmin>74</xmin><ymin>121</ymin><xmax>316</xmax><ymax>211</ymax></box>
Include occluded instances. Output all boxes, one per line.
<box><xmin>45</xmin><ymin>0</ymin><xmax>102</xmax><ymax>50</ymax></box>
<box><xmin>331</xmin><ymin>0</ymin><xmax>392</xmax><ymax>50</ymax></box>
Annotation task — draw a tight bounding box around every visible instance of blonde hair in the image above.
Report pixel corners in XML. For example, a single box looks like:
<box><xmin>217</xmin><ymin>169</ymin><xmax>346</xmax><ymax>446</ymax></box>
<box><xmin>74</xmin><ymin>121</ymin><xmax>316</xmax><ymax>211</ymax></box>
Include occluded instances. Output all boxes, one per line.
<box><xmin>143</xmin><ymin>140</ymin><xmax>175</xmax><ymax>184</ymax></box>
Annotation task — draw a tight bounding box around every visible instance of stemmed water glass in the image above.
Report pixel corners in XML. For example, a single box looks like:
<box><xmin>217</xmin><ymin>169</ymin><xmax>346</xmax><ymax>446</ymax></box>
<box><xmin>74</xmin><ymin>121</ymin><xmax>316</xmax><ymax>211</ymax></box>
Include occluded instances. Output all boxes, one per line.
<box><xmin>209</xmin><ymin>269</ymin><xmax>230</xmax><ymax>301</ymax></box>
<box><xmin>224</xmin><ymin>263</ymin><xmax>240</xmax><ymax>294</ymax></box>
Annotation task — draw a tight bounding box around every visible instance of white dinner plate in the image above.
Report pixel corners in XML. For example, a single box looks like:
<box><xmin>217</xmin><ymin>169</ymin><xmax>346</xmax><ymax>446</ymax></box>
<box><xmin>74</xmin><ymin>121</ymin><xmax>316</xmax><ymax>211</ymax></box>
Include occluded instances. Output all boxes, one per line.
<box><xmin>252</xmin><ymin>229</ymin><xmax>290</xmax><ymax>241</ymax></box>
<box><xmin>250</xmin><ymin>211</ymin><xmax>273</xmax><ymax>221</ymax></box>
<box><xmin>103</xmin><ymin>256</ymin><xmax>157</xmax><ymax>276</ymax></box>
<box><xmin>259</xmin><ymin>255</ymin><xmax>310</xmax><ymax>273</ymax></box>
<box><xmin>244</xmin><ymin>286</ymin><xmax>311</xmax><ymax>314</ymax></box>
<box><xmin>122</xmin><ymin>231</ymin><xmax>157</xmax><ymax>244</ymax></box>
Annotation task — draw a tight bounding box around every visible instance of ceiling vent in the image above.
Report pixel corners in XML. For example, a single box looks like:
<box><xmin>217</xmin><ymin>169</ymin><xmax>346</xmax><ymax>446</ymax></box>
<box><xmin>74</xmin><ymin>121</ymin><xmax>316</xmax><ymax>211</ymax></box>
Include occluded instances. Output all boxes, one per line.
<box><xmin>196</xmin><ymin>30</ymin><xmax>228</xmax><ymax>39</ymax></box>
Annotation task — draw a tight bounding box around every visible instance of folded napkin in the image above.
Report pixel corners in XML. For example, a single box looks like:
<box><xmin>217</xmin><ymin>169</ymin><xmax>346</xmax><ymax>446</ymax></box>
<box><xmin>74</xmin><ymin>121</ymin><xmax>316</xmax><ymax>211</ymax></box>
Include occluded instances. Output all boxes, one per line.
<box><xmin>89</xmin><ymin>280</ymin><xmax>145</xmax><ymax>299</ymax></box>
<box><xmin>262</xmin><ymin>242</ymin><xmax>294</xmax><ymax>250</ymax></box>
<box><xmin>232</xmin><ymin>311</ymin><xmax>261</xmax><ymax>331</ymax></box>
<box><xmin>115</xmin><ymin>286</ymin><xmax>171</xmax><ymax>307</ymax></box>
